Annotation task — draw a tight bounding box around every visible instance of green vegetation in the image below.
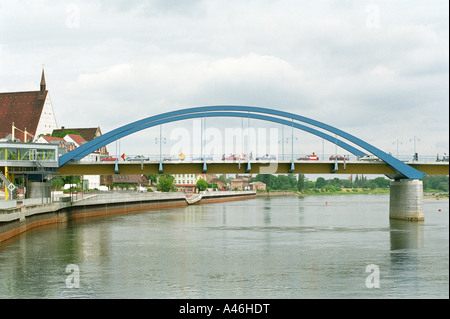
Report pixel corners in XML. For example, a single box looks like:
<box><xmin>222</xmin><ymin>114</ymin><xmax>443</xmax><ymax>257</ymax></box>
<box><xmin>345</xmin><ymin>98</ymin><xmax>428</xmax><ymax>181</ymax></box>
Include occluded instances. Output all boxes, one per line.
<box><xmin>146</xmin><ymin>174</ymin><xmax>158</xmax><ymax>186</ymax></box>
<box><xmin>254</xmin><ymin>173</ymin><xmax>298</xmax><ymax>191</ymax></box>
<box><xmin>50</xmin><ymin>129</ymin><xmax>85</xmax><ymax>139</ymax></box>
<box><xmin>252</xmin><ymin>174</ymin><xmax>449</xmax><ymax>196</ymax></box>
<box><xmin>51</xmin><ymin>176</ymin><xmax>82</xmax><ymax>190</ymax></box>
<box><xmin>423</xmin><ymin>175</ymin><xmax>449</xmax><ymax>192</ymax></box>
<box><xmin>49</xmin><ymin>172</ymin><xmax>448</xmax><ymax>196</ymax></box>
<box><xmin>156</xmin><ymin>175</ymin><xmax>175</xmax><ymax>192</ymax></box>
<box><xmin>253</xmin><ymin>174</ymin><xmax>391</xmax><ymax>193</ymax></box>
<box><xmin>196</xmin><ymin>179</ymin><xmax>208</xmax><ymax>191</ymax></box>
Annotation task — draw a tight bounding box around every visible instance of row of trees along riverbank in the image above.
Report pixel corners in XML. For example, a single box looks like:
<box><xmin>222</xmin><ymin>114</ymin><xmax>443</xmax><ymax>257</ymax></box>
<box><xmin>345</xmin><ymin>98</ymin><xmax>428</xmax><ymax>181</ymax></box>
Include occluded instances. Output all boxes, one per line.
<box><xmin>255</xmin><ymin>174</ymin><xmax>448</xmax><ymax>195</ymax></box>
<box><xmin>48</xmin><ymin>174</ymin><xmax>448</xmax><ymax>195</ymax></box>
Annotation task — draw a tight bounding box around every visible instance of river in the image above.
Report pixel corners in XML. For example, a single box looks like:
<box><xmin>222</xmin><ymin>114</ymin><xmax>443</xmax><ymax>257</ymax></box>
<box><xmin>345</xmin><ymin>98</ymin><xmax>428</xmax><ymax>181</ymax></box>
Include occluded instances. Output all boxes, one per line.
<box><xmin>0</xmin><ymin>194</ymin><xmax>448</xmax><ymax>299</ymax></box>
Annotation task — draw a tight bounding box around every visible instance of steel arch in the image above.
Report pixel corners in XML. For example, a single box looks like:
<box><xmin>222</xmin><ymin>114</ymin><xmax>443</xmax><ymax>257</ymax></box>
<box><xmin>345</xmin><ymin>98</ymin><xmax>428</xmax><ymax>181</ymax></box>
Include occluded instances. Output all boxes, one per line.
<box><xmin>62</xmin><ymin>112</ymin><xmax>366</xmax><ymax>161</ymax></box>
<box><xmin>58</xmin><ymin>106</ymin><xmax>425</xmax><ymax>179</ymax></box>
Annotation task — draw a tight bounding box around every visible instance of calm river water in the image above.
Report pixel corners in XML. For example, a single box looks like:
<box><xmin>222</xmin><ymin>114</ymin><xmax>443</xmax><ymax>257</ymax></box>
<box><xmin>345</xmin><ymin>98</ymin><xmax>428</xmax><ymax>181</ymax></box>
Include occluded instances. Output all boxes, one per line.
<box><xmin>0</xmin><ymin>195</ymin><xmax>448</xmax><ymax>299</ymax></box>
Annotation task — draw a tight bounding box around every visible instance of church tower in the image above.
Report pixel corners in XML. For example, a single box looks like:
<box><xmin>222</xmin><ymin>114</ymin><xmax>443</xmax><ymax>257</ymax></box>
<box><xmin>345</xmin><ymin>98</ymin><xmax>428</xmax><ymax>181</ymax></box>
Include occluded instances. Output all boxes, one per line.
<box><xmin>40</xmin><ymin>69</ymin><xmax>46</xmax><ymax>94</ymax></box>
<box><xmin>34</xmin><ymin>69</ymin><xmax>58</xmax><ymax>140</ymax></box>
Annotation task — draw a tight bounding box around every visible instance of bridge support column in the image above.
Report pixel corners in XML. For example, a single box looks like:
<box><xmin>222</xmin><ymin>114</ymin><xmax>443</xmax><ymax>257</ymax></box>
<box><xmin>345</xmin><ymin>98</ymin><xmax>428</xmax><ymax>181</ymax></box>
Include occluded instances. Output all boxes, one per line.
<box><xmin>389</xmin><ymin>179</ymin><xmax>424</xmax><ymax>221</ymax></box>
<box><xmin>25</xmin><ymin>181</ymin><xmax>51</xmax><ymax>200</ymax></box>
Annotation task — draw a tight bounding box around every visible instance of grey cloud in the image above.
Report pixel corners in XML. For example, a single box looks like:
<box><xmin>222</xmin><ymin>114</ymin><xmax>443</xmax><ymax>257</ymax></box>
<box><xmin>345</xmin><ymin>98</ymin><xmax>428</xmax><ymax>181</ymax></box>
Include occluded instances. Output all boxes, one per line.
<box><xmin>0</xmin><ymin>0</ymin><xmax>447</xmax><ymax>156</ymax></box>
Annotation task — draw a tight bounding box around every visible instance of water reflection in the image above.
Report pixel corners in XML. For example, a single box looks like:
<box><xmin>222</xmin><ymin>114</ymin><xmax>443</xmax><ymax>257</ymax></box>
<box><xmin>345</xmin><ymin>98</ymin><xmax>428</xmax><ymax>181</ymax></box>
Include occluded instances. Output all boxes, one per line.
<box><xmin>389</xmin><ymin>219</ymin><xmax>424</xmax><ymax>250</ymax></box>
<box><xmin>388</xmin><ymin>219</ymin><xmax>426</xmax><ymax>297</ymax></box>
<box><xmin>0</xmin><ymin>195</ymin><xmax>447</xmax><ymax>299</ymax></box>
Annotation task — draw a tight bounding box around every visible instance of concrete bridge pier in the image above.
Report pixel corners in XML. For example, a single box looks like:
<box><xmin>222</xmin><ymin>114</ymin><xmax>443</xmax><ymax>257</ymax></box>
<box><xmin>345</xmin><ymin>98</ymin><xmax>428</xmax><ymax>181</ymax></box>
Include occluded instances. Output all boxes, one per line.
<box><xmin>389</xmin><ymin>179</ymin><xmax>424</xmax><ymax>221</ymax></box>
<box><xmin>26</xmin><ymin>181</ymin><xmax>51</xmax><ymax>200</ymax></box>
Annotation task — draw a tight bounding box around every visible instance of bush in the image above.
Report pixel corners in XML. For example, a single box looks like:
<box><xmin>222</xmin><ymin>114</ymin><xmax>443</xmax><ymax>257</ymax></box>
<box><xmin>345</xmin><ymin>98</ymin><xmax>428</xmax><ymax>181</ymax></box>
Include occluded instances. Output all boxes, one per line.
<box><xmin>157</xmin><ymin>175</ymin><xmax>175</xmax><ymax>192</ymax></box>
<box><xmin>196</xmin><ymin>179</ymin><xmax>208</xmax><ymax>191</ymax></box>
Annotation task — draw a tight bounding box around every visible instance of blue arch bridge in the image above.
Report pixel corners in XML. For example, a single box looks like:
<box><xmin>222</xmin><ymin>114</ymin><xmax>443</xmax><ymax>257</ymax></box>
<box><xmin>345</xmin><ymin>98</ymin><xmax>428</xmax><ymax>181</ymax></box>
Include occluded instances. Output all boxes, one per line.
<box><xmin>1</xmin><ymin>106</ymin><xmax>448</xmax><ymax>221</ymax></box>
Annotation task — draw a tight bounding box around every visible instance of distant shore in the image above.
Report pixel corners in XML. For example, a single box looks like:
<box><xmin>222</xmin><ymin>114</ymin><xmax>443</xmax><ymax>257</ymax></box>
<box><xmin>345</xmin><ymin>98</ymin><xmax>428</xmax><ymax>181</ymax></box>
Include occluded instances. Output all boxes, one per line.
<box><xmin>424</xmin><ymin>193</ymin><xmax>449</xmax><ymax>200</ymax></box>
<box><xmin>256</xmin><ymin>189</ymin><xmax>449</xmax><ymax>200</ymax></box>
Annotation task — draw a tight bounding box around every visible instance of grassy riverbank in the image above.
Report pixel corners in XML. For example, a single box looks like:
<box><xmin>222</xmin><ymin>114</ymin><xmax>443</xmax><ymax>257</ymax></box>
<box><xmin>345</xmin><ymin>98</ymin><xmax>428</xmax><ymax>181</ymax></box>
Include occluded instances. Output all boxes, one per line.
<box><xmin>298</xmin><ymin>187</ymin><xmax>391</xmax><ymax>196</ymax></box>
<box><xmin>258</xmin><ymin>188</ymin><xmax>449</xmax><ymax>199</ymax></box>
<box><xmin>257</xmin><ymin>188</ymin><xmax>391</xmax><ymax>197</ymax></box>
<box><xmin>424</xmin><ymin>192</ymin><xmax>449</xmax><ymax>200</ymax></box>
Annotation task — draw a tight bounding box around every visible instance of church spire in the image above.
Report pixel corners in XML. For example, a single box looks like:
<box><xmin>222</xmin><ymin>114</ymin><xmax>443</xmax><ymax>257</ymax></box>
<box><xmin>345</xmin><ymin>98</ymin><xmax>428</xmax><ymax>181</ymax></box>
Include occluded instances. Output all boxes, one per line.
<box><xmin>40</xmin><ymin>68</ymin><xmax>46</xmax><ymax>93</ymax></box>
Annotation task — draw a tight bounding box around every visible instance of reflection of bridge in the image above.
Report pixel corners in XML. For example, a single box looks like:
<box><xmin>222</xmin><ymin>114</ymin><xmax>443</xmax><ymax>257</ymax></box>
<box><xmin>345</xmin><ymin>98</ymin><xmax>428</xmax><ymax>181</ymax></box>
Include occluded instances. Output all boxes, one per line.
<box><xmin>2</xmin><ymin>105</ymin><xmax>449</xmax><ymax>221</ymax></box>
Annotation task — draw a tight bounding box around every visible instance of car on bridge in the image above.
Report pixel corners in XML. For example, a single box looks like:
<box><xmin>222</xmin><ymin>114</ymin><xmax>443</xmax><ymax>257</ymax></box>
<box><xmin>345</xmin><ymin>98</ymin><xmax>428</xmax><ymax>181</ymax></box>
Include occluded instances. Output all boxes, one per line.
<box><xmin>298</xmin><ymin>154</ymin><xmax>319</xmax><ymax>161</ymax></box>
<box><xmin>163</xmin><ymin>155</ymin><xmax>185</xmax><ymax>161</ymax></box>
<box><xmin>101</xmin><ymin>156</ymin><xmax>118</xmax><ymax>161</ymax></box>
<box><xmin>125</xmin><ymin>155</ymin><xmax>150</xmax><ymax>161</ymax></box>
<box><xmin>256</xmin><ymin>154</ymin><xmax>277</xmax><ymax>160</ymax></box>
<box><xmin>222</xmin><ymin>154</ymin><xmax>238</xmax><ymax>160</ymax></box>
<box><xmin>192</xmin><ymin>155</ymin><xmax>213</xmax><ymax>161</ymax></box>
<box><xmin>359</xmin><ymin>155</ymin><xmax>381</xmax><ymax>161</ymax></box>
<box><xmin>329</xmin><ymin>155</ymin><xmax>349</xmax><ymax>161</ymax></box>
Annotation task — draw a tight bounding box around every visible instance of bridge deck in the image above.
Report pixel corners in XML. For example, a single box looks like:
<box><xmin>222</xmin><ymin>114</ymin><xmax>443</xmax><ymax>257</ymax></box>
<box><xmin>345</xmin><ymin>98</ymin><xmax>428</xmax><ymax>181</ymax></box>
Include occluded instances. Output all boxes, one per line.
<box><xmin>54</xmin><ymin>160</ymin><xmax>449</xmax><ymax>176</ymax></box>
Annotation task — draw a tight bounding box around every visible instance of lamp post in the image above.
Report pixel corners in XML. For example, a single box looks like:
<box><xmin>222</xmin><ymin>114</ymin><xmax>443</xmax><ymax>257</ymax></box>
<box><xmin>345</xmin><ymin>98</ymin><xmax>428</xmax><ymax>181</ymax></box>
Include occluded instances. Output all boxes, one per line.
<box><xmin>155</xmin><ymin>125</ymin><xmax>166</xmax><ymax>173</ymax></box>
<box><xmin>393</xmin><ymin>139</ymin><xmax>402</xmax><ymax>158</ymax></box>
<box><xmin>410</xmin><ymin>136</ymin><xmax>420</xmax><ymax>161</ymax></box>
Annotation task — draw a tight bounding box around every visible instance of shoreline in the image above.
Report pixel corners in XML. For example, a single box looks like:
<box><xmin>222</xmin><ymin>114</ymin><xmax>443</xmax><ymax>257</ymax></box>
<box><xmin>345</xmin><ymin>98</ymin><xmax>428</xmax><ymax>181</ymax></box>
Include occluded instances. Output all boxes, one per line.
<box><xmin>257</xmin><ymin>189</ymin><xmax>448</xmax><ymax>200</ymax></box>
<box><xmin>1</xmin><ymin>190</ymin><xmax>447</xmax><ymax>244</ymax></box>
<box><xmin>0</xmin><ymin>191</ymin><xmax>256</xmax><ymax>244</ymax></box>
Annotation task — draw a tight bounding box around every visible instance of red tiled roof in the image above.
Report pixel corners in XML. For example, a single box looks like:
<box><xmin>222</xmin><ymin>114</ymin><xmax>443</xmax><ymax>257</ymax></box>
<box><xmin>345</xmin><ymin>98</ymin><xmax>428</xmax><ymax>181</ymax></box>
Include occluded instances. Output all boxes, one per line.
<box><xmin>0</xmin><ymin>90</ymin><xmax>47</xmax><ymax>141</ymax></box>
<box><xmin>65</xmin><ymin>133</ymin><xmax>87</xmax><ymax>146</ymax></box>
<box><xmin>39</xmin><ymin>135</ymin><xmax>76</xmax><ymax>151</ymax></box>
<box><xmin>41</xmin><ymin>135</ymin><xmax>65</xmax><ymax>143</ymax></box>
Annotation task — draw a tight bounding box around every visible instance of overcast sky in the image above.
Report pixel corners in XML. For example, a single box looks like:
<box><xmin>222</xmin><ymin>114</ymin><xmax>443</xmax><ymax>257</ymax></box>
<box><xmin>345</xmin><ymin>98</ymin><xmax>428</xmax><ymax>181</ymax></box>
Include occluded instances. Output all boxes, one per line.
<box><xmin>0</xmin><ymin>0</ymin><xmax>448</xmax><ymax>160</ymax></box>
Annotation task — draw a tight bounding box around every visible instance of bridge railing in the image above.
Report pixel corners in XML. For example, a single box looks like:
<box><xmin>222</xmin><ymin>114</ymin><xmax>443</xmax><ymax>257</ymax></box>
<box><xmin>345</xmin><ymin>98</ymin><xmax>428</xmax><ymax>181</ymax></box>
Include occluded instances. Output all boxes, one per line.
<box><xmin>73</xmin><ymin>153</ymin><xmax>446</xmax><ymax>164</ymax></box>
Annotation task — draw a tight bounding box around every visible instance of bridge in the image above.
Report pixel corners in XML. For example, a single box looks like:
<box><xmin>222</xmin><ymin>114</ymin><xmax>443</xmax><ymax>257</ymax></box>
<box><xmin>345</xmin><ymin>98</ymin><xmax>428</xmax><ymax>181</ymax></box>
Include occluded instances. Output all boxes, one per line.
<box><xmin>57</xmin><ymin>105</ymin><xmax>431</xmax><ymax>179</ymax></box>
<box><xmin>55</xmin><ymin>158</ymin><xmax>448</xmax><ymax>177</ymax></box>
<box><xmin>1</xmin><ymin>105</ymin><xmax>449</xmax><ymax>221</ymax></box>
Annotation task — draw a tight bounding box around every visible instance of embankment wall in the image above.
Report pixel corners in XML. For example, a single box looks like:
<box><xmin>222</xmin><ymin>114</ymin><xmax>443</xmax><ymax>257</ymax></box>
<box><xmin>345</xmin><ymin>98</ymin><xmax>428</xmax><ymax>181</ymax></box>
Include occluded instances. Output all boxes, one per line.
<box><xmin>0</xmin><ymin>191</ymin><xmax>255</xmax><ymax>243</ymax></box>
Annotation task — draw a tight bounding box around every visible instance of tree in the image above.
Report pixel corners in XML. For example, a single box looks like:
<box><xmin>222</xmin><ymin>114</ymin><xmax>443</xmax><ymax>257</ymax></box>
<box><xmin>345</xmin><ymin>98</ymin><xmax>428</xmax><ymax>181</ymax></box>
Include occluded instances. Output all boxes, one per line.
<box><xmin>257</xmin><ymin>174</ymin><xmax>277</xmax><ymax>191</ymax></box>
<box><xmin>287</xmin><ymin>174</ymin><xmax>298</xmax><ymax>189</ymax></box>
<box><xmin>196</xmin><ymin>179</ymin><xmax>208</xmax><ymax>191</ymax></box>
<box><xmin>52</xmin><ymin>129</ymin><xmax>84</xmax><ymax>139</ymax></box>
<box><xmin>297</xmin><ymin>174</ymin><xmax>305</xmax><ymax>192</ymax></box>
<box><xmin>315</xmin><ymin>177</ymin><xmax>326</xmax><ymax>188</ymax></box>
<box><xmin>276</xmin><ymin>175</ymin><xmax>289</xmax><ymax>190</ymax></box>
<box><xmin>51</xmin><ymin>177</ymin><xmax>64</xmax><ymax>190</ymax></box>
<box><xmin>146</xmin><ymin>174</ymin><xmax>158</xmax><ymax>186</ymax></box>
<box><xmin>373</xmin><ymin>177</ymin><xmax>390</xmax><ymax>188</ymax></box>
<box><xmin>210</xmin><ymin>183</ymin><xmax>219</xmax><ymax>190</ymax></box>
<box><xmin>156</xmin><ymin>175</ymin><xmax>175</xmax><ymax>192</ymax></box>
<box><xmin>423</xmin><ymin>175</ymin><xmax>449</xmax><ymax>192</ymax></box>
<box><xmin>330</xmin><ymin>178</ymin><xmax>341</xmax><ymax>187</ymax></box>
